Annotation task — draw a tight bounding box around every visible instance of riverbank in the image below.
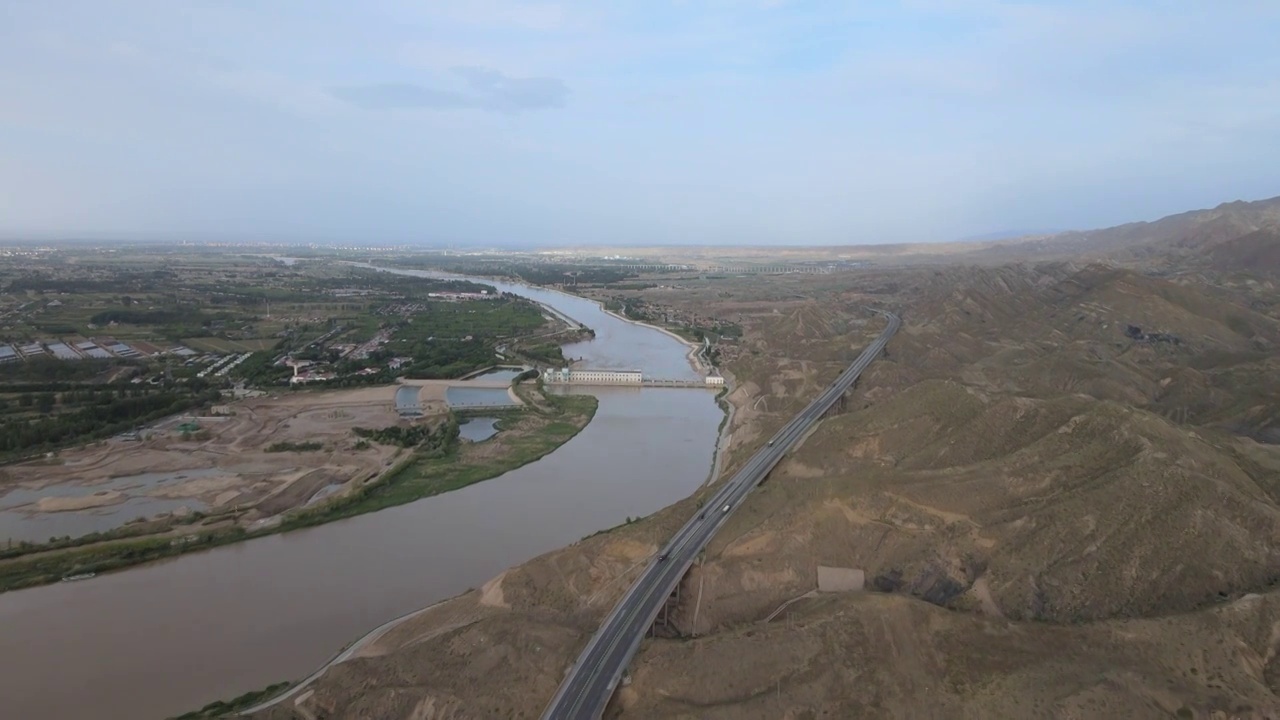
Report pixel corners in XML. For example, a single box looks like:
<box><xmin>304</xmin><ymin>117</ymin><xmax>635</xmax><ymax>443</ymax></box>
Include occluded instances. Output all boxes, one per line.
<box><xmin>231</xmin><ymin>594</ymin><xmax>456</xmax><ymax>717</ymax></box>
<box><xmin>705</xmin><ymin>375</ymin><xmax>738</xmax><ymax>488</ymax></box>
<box><xmin>592</xmin><ymin>302</ymin><xmax>710</xmax><ymax>373</ymax></box>
<box><xmin>234</xmin><ymin>380</ymin><xmax>753</xmax><ymax>720</ymax></box>
<box><xmin>226</xmin><ymin>386</ymin><xmax>734</xmax><ymax>718</ymax></box>
<box><xmin>543</xmin><ymin>287</ymin><xmax>737</xmax><ymax>489</ymax></box>
<box><xmin>0</xmin><ymin>386</ymin><xmax>596</xmax><ymax>594</ymax></box>
<box><xmin>369</xmin><ymin>263</ymin><xmax>708</xmax><ymax>376</ymax></box>
<box><xmin>0</xmin><ymin>264</ymin><xmax>727</xmax><ymax>720</ymax></box>
<box><xmin>520</xmin><ymin>278</ymin><xmax>709</xmax><ymax>373</ymax></box>
<box><xmin>281</xmin><ymin>392</ymin><xmax>596</xmax><ymax>526</ymax></box>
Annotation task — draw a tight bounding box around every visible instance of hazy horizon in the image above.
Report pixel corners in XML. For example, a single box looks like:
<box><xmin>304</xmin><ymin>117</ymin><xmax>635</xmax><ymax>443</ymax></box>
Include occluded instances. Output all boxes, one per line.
<box><xmin>3</xmin><ymin>1</ymin><xmax>1278</xmax><ymax>246</ymax></box>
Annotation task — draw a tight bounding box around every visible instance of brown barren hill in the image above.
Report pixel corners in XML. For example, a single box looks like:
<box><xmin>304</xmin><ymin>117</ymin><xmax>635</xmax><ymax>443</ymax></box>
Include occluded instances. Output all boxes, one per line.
<box><xmin>1206</xmin><ymin>228</ymin><xmax>1280</xmax><ymax>275</ymax></box>
<box><xmin>249</xmin><ymin>209</ymin><xmax>1280</xmax><ymax>719</ymax></box>
<box><xmin>983</xmin><ymin>194</ymin><xmax>1280</xmax><ymax>277</ymax></box>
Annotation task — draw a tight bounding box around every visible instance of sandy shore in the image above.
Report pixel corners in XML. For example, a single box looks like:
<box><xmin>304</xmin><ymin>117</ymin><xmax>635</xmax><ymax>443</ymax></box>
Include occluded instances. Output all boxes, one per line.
<box><xmin>2</xmin><ymin>387</ymin><xmax>405</xmax><ymax>529</ymax></box>
<box><xmin>703</xmin><ymin>370</ymin><xmax>737</xmax><ymax>488</ymax></box>
<box><xmin>32</xmin><ymin>491</ymin><xmax>126</xmax><ymax>513</ymax></box>
<box><xmin>231</xmin><ymin>271</ymin><xmax>730</xmax><ymax>716</ymax></box>
<box><xmin>237</xmin><ymin>596</ymin><xmax>455</xmax><ymax>715</ymax></box>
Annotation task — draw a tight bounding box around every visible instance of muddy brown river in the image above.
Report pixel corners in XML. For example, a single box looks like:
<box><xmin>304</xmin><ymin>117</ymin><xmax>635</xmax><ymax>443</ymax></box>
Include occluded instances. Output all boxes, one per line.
<box><xmin>0</xmin><ymin>268</ymin><xmax>724</xmax><ymax>720</ymax></box>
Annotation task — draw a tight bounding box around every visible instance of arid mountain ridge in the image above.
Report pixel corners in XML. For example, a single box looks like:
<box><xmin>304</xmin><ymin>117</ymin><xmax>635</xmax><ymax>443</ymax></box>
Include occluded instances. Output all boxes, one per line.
<box><xmin>254</xmin><ymin>198</ymin><xmax>1280</xmax><ymax>719</ymax></box>
<box><xmin>989</xmin><ymin>195</ymin><xmax>1280</xmax><ymax>273</ymax></box>
<box><xmin>557</xmin><ymin>194</ymin><xmax>1280</xmax><ymax>275</ymax></box>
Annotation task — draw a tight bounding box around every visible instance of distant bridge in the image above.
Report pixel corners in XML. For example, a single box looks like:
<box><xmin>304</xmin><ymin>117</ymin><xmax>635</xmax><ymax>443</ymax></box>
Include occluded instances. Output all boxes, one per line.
<box><xmin>595</xmin><ymin>264</ymin><xmax>695</xmax><ymax>272</ymax></box>
<box><xmin>701</xmin><ymin>265</ymin><xmax>830</xmax><ymax>274</ymax></box>
<box><xmin>565</xmin><ymin>264</ymin><xmax>831</xmax><ymax>275</ymax></box>
<box><xmin>640</xmin><ymin>378</ymin><xmax>715</xmax><ymax>388</ymax></box>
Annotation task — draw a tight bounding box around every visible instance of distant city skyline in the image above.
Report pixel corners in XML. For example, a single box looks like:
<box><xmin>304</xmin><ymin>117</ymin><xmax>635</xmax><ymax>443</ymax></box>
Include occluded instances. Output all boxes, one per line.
<box><xmin>2</xmin><ymin>1</ymin><xmax>1278</xmax><ymax>246</ymax></box>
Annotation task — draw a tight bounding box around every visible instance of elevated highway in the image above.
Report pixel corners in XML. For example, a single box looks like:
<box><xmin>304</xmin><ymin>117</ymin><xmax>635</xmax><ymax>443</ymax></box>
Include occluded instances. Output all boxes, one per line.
<box><xmin>540</xmin><ymin>309</ymin><xmax>901</xmax><ymax>720</ymax></box>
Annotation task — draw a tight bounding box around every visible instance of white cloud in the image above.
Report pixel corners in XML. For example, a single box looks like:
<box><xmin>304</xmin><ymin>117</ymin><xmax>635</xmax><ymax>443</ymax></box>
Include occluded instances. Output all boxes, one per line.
<box><xmin>1</xmin><ymin>0</ymin><xmax>1277</xmax><ymax>244</ymax></box>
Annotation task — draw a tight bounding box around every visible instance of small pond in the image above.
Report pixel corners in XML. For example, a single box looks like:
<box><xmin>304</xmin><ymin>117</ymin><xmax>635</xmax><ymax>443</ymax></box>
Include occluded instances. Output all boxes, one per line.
<box><xmin>458</xmin><ymin>417</ymin><xmax>500</xmax><ymax>442</ymax></box>
<box><xmin>468</xmin><ymin>367</ymin><xmax>524</xmax><ymax>383</ymax></box>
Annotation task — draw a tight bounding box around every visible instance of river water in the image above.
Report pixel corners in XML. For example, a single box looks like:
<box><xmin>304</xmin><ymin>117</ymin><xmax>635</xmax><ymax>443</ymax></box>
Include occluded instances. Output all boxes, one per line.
<box><xmin>0</xmin><ymin>268</ymin><xmax>723</xmax><ymax>720</ymax></box>
<box><xmin>391</xmin><ymin>266</ymin><xmax>702</xmax><ymax>381</ymax></box>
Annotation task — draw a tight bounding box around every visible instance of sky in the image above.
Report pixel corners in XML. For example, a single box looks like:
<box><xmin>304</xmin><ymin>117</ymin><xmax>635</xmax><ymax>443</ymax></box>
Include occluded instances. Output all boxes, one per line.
<box><xmin>1</xmin><ymin>1</ymin><xmax>1278</xmax><ymax>246</ymax></box>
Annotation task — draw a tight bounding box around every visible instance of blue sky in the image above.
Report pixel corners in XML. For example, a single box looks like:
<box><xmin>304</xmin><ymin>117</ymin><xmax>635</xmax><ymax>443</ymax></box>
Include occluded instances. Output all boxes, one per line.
<box><xmin>2</xmin><ymin>1</ymin><xmax>1278</xmax><ymax>246</ymax></box>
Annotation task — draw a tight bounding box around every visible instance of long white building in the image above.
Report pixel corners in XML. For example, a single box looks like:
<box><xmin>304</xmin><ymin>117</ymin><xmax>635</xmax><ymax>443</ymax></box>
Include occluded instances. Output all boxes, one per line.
<box><xmin>543</xmin><ymin>368</ymin><xmax>643</xmax><ymax>385</ymax></box>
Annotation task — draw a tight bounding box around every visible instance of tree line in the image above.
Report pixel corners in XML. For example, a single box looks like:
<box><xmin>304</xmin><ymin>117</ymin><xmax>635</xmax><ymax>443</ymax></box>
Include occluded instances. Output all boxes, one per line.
<box><xmin>0</xmin><ymin>388</ymin><xmax>221</xmax><ymax>460</ymax></box>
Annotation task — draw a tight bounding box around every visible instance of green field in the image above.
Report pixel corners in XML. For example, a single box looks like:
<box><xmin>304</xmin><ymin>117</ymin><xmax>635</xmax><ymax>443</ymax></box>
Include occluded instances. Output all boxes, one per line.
<box><xmin>183</xmin><ymin>337</ymin><xmax>278</xmax><ymax>353</ymax></box>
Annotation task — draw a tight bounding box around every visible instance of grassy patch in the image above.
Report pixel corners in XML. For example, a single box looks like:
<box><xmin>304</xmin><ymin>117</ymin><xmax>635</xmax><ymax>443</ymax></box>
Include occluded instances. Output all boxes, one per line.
<box><xmin>401</xmin><ymin>399</ymin><xmax>594</xmax><ymax>498</ymax></box>
<box><xmin>282</xmin><ymin>394</ymin><xmax>596</xmax><ymax>528</ymax></box>
<box><xmin>0</xmin><ymin>527</ymin><xmax>248</xmax><ymax>593</ymax></box>
<box><xmin>174</xmin><ymin>335</ymin><xmax>279</xmax><ymax>354</ymax></box>
<box><xmin>170</xmin><ymin>681</ymin><xmax>292</xmax><ymax>719</ymax></box>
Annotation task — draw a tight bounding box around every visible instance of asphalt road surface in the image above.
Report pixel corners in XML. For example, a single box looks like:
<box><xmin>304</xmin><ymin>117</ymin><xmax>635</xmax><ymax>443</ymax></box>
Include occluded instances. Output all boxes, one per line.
<box><xmin>541</xmin><ymin>310</ymin><xmax>902</xmax><ymax>720</ymax></box>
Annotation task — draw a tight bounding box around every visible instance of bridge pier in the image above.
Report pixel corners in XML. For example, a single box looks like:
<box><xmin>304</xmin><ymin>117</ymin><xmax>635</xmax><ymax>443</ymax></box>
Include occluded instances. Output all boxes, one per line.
<box><xmin>649</xmin><ymin>578</ymin><xmax>683</xmax><ymax>636</ymax></box>
<box><xmin>817</xmin><ymin>389</ymin><xmax>850</xmax><ymax>422</ymax></box>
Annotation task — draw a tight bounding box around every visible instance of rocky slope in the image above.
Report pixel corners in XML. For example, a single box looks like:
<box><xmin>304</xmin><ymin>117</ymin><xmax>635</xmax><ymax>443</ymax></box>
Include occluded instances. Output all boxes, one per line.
<box><xmin>251</xmin><ymin>260</ymin><xmax>1280</xmax><ymax>720</ymax></box>
<box><xmin>985</xmin><ymin>195</ymin><xmax>1280</xmax><ymax>276</ymax></box>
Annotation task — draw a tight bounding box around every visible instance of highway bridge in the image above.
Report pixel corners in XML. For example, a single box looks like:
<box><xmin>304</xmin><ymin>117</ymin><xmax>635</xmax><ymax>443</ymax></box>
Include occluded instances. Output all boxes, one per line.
<box><xmin>540</xmin><ymin>310</ymin><xmax>901</xmax><ymax>720</ymax></box>
<box><xmin>576</xmin><ymin>263</ymin><xmax>831</xmax><ymax>274</ymax></box>
<box><xmin>701</xmin><ymin>264</ymin><xmax>831</xmax><ymax>274</ymax></box>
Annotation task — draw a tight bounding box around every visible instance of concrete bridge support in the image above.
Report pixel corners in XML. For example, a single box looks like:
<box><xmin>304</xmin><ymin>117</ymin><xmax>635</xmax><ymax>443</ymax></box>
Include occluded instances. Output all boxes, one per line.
<box><xmin>649</xmin><ymin>582</ymin><xmax>682</xmax><ymax>636</ymax></box>
<box><xmin>820</xmin><ymin>391</ymin><xmax>849</xmax><ymax>420</ymax></box>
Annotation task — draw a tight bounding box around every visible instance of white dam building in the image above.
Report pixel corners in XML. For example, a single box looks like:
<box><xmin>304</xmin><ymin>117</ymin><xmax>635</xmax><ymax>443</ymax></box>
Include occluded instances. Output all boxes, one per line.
<box><xmin>543</xmin><ymin>368</ymin><xmax>643</xmax><ymax>385</ymax></box>
<box><xmin>542</xmin><ymin>367</ymin><xmax>725</xmax><ymax>388</ymax></box>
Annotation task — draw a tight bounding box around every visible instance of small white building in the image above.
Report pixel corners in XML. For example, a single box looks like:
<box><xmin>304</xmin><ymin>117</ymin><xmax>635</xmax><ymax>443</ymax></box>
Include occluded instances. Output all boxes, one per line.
<box><xmin>290</xmin><ymin>371</ymin><xmax>336</xmax><ymax>385</ymax></box>
<box><xmin>704</xmin><ymin>374</ymin><xmax>725</xmax><ymax>386</ymax></box>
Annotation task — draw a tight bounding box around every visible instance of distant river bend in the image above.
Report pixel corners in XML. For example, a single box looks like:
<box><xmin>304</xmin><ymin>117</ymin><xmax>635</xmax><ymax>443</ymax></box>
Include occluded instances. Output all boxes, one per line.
<box><xmin>0</xmin><ymin>267</ymin><xmax>725</xmax><ymax>720</ymax></box>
